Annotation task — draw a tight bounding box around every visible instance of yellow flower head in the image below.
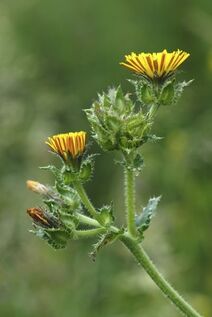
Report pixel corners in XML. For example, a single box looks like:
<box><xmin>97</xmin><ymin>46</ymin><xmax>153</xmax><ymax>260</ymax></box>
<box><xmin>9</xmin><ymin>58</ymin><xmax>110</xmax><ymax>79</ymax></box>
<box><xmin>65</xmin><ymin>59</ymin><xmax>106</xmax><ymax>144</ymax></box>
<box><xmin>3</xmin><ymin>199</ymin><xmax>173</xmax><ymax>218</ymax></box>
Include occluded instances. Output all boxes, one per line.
<box><xmin>46</xmin><ymin>131</ymin><xmax>87</xmax><ymax>160</ymax></box>
<box><xmin>120</xmin><ymin>49</ymin><xmax>190</xmax><ymax>79</ymax></box>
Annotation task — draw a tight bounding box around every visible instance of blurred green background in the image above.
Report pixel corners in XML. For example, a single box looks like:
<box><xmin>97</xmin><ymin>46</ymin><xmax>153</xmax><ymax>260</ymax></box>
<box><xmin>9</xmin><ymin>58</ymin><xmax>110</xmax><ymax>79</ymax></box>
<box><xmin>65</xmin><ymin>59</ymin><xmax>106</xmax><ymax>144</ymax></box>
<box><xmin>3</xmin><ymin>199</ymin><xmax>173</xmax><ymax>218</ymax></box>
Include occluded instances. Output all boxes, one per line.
<box><xmin>0</xmin><ymin>0</ymin><xmax>211</xmax><ymax>316</ymax></box>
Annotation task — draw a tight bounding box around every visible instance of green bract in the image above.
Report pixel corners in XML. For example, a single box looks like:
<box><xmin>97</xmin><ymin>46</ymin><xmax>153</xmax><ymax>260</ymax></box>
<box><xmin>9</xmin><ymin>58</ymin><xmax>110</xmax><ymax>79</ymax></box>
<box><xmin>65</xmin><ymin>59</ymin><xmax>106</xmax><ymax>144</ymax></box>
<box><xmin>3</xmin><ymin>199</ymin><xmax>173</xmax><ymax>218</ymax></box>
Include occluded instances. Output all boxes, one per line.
<box><xmin>85</xmin><ymin>86</ymin><xmax>153</xmax><ymax>153</ymax></box>
<box><xmin>131</xmin><ymin>77</ymin><xmax>193</xmax><ymax>107</ymax></box>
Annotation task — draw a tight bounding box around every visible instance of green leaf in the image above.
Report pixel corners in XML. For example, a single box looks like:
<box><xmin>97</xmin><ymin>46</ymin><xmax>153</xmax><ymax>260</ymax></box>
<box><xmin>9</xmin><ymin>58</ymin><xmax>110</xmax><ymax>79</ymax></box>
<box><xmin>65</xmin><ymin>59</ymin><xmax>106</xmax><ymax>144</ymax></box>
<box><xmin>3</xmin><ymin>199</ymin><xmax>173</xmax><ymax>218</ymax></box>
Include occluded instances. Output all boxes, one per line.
<box><xmin>173</xmin><ymin>80</ymin><xmax>193</xmax><ymax>104</ymax></box>
<box><xmin>159</xmin><ymin>81</ymin><xmax>175</xmax><ymax>106</ymax></box>
<box><xmin>90</xmin><ymin>229</ymin><xmax>124</xmax><ymax>261</ymax></box>
<box><xmin>148</xmin><ymin>134</ymin><xmax>163</xmax><ymax>143</ymax></box>
<box><xmin>63</xmin><ymin>169</ymin><xmax>78</xmax><ymax>184</ymax></box>
<box><xmin>136</xmin><ymin>196</ymin><xmax>161</xmax><ymax>233</ymax></box>
<box><xmin>60</xmin><ymin>188</ymin><xmax>81</xmax><ymax>212</ymax></box>
<box><xmin>79</xmin><ymin>154</ymin><xmax>96</xmax><ymax>182</ymax></box>
<box><xmin>40</xmin><ymin>165</ymin><xmax>66</xmax><ymax>192</ymax></box>
<box><xmin>141</xmin><ymin>84</ymin><xmax>155</xmax><ymax>105</ymax></box>
<box><xmin>117</xmin><ymin>151</ymin><xmax>144</xmax><ymax>176</ymax></box>
<box><xmin>59</xmin><ymin>213</ymin><xmax>79</xmax><ymax>230</ymax></box>
<box><xmin>97</xmin><ymin>204</ymin><xmax>114</xmax><ymax>227</ymax></box>
<box><xmin>129</xmin><ymin>77</ymin><xmax>155</xmax><ymax>107</ymax></box>
<box><xmin>30</xmin><ymin>227</ymin><xmax>71</xmax><ymax>249</ymax></box>
<box><xmin>133</xmin><ymin>153</ymin><xmax>144</xmax><ymax>174</ymax></box>
<box><xmin>40</xmin><ymin>165</ymin><xmax>61</xmax><ymax>178</ymax></box>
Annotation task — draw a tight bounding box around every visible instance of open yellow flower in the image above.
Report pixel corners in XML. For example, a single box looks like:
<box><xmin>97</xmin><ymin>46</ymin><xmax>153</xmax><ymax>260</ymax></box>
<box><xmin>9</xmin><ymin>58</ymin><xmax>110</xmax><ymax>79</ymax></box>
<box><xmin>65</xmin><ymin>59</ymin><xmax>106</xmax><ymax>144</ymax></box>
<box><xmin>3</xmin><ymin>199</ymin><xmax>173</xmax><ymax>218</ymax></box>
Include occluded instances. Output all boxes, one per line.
<box><xmin>46</xmin><ymin>131</ymin><xmax>87</xmax><ymax>160</ymax></box>
<box><xmin>120</xmin><ymin>49</ymin><xmax>190</xmax><ymax>79</ymax></box>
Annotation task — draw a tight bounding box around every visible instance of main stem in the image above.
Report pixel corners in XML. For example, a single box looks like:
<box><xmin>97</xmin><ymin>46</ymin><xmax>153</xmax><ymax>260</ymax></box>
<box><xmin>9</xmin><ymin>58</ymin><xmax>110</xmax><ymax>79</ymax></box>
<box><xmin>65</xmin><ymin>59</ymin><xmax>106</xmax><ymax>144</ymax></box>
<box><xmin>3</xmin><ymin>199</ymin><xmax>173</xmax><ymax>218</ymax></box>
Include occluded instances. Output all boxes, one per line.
<box><xmin>121</xmin><ymin>236</ymin><xmax>202</xmax><ymax>317</ymax></box>
<box><xmin>123</xmin><ymin>162</ymin><xmax>202</xmax><ymax>316</ymax></box>
<box><xmin>124</xmin><ymin>168</ymin><xmax>137</xmax><ymax>237</ymax></box>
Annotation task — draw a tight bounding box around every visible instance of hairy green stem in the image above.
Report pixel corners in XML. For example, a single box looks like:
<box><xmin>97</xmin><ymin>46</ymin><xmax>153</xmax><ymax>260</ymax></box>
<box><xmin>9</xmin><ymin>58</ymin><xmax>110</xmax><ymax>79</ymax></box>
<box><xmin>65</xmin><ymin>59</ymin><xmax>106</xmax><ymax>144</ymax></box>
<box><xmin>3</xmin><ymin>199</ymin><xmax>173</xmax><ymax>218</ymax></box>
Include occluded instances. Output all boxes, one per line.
<box><xmin>75</xmin><ymin>228</ymin><xmax>106</xmax><ymax>239</ymax></box>
<box><xmin>76</xmin><ymin>213</ymin><xmax>100</xmax><ymax>227</ymax></box>
<box><xmin>74</xmin><ymin>182</ymin><xmax>99</xmax><ymax>219</ymax></box>
<box><xmin>121</xmin><ymin>235</ymin><xmax>203</xmax><ymax>317</ymax></box>
<box><xmin>124</xmin><ymin>168</ymin><xmax>137</xmax><ymax>237</ymax></box>
<box><xmin>74</xmin><ymin>182</ymin><xmax>119</xmax><ymax>233</ymax></box>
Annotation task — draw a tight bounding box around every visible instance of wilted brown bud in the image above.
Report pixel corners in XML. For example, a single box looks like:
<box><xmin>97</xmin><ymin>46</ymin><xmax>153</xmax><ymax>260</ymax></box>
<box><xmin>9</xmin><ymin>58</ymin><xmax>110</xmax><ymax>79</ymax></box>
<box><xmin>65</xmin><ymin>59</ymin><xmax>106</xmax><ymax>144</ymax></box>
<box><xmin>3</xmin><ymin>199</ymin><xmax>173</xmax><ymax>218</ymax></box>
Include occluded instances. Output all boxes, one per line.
<box><xmin>27</xmin><ymin>207</ymin><xmax>60</xmax><ymax>229</ymax></box>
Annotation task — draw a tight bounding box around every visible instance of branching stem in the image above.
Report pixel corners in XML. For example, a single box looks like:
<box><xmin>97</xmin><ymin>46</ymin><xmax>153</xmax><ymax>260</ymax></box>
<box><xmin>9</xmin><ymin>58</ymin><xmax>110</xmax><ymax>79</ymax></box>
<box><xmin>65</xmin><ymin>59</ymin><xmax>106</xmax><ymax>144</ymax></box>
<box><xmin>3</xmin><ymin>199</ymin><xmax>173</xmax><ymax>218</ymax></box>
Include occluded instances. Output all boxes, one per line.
<box><xmin>75</xmin><ymin>228</ymin><xmax>106</xmax><ymax>239</ymax></box>
<box><xmin>76</xmin><ymin>213</ymin><xmax>100</xmax><ymax>227</ymax></box>
<box><xmin>74</xmin><ymin>182</ymin><xmax>119</xmax><ymax>233</ymax></box>
<box><xmin>74</xmin><ymin>181</ymin><xmax>99</xmax><ymax>220</ymax></box>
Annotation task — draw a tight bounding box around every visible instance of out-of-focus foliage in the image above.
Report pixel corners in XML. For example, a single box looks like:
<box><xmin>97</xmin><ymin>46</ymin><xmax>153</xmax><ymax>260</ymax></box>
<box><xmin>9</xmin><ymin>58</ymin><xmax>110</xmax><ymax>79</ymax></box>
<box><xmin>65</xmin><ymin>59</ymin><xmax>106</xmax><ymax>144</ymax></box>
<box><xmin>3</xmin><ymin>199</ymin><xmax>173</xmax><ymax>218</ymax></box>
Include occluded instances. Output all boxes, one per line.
<box><xmin>0</xmin><ymin>0</ymin><xmax>211</xmax><ymax>316</ymax></box>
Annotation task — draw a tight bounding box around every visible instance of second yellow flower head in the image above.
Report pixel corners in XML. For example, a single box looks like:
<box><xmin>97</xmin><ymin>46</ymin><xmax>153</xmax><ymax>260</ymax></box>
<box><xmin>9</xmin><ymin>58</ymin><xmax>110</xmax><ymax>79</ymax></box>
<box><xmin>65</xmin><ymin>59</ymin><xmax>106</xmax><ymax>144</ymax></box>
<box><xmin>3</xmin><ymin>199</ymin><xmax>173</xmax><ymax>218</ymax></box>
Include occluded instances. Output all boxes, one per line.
<box><xmin>120</xmin><ymin>49</ymin><xmax>190</xmax><ymax>79</ymax></box>
<box><xmin>46</xmin><ymin>131</ymin><xmax>87</xmax><ymax>161</ymax></box>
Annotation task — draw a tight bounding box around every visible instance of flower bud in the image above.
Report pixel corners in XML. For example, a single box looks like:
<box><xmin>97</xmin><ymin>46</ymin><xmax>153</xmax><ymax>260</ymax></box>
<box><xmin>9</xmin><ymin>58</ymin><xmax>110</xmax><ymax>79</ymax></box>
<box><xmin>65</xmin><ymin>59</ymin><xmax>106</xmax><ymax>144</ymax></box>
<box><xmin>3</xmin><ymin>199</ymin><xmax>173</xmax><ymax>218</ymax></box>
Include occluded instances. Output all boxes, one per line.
<box><xmin>85</xmin><ymin>86</ymin><xmax>152</xmax><ymax>152</ymax></box>
<box><xmin>27</xmin><ymin>207</ymin><xmax>60</xmax><ymax>229</ymax></box>
<box><xmin>26</xmin><ymin>180</ymin><xmax>49</xmax><ymax>195</ymax></box>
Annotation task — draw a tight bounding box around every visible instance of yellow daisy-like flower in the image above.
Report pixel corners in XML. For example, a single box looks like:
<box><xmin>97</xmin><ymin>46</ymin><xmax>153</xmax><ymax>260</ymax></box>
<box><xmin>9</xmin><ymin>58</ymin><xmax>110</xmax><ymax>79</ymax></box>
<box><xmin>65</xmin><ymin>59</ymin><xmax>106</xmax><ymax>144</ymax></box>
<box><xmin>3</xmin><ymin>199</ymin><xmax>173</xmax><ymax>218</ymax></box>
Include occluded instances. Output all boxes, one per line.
<box><xmin>46</xmin><ymin>131</ymin><xmax>87</xmax><ymax>160</ymax></box>
<box><xmin>120</xmin><ymin>49</ymin><xmax>190</xmax><ymax>79</ymax></box>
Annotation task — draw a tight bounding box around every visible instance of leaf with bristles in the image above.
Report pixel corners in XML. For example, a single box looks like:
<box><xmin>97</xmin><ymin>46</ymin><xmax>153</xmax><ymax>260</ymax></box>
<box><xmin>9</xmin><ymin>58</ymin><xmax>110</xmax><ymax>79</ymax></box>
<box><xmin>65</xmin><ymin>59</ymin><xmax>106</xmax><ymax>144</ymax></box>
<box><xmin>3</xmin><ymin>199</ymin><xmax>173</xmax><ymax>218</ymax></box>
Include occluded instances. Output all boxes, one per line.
<box><xmin>90</xmin><ymin>229</ymin><xmax>124</xmax><ymax>261</ymax></box>
<box><xmin>136</xmin><ymin>196</ymin><xmax>161</xmax><ymax>233</ymax></box>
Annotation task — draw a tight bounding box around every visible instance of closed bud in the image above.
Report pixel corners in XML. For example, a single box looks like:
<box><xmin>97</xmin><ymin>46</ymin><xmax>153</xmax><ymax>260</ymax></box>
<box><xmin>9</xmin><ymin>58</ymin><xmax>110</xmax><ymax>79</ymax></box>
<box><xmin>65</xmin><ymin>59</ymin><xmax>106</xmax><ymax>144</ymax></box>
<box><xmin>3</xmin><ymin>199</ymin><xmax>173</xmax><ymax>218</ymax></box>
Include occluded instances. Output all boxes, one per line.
<box><xmin>85</xmin><ymin>86</ymin><xmax>154</xmax><ymax>152</ymax></box>
<box><xmin>26</xmin><ymin>180</ymin><xmax>49</xmax><ymax>195</ymax></box>
<box><xmin>27</xmin><ymin>207</ymin><xmax>60</xmax><ymax>229</ymax></box>
<box><xmin>85</xmin><ymin>86</ymin><xmax>136</xmax><ymax>152</ymax></box>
